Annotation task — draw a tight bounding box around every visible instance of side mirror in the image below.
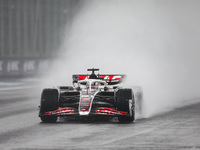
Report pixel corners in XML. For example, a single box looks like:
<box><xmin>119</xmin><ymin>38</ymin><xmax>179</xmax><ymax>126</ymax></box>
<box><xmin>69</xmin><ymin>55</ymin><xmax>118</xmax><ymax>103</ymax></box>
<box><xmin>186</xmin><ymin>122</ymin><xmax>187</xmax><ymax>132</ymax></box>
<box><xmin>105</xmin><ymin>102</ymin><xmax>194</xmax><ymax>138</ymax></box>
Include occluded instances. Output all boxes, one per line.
<box><xmin>73</xmin><ymin>81</ymin><xmax>78</xmax><ymax>88</ymax></box>
<box><xmin>104</xmin><ymin>87</ymin><xmax>108</xmax><ymax>91</ymax></box>
<box><xmin>76</xmin><ymin>87</ymin><xmax>81</xmax><ymax>91</ymax></box>
<box><xmin>113</xmin><ymin>86</ymin><xmax>118</xmax><ymax>89</ymax></box>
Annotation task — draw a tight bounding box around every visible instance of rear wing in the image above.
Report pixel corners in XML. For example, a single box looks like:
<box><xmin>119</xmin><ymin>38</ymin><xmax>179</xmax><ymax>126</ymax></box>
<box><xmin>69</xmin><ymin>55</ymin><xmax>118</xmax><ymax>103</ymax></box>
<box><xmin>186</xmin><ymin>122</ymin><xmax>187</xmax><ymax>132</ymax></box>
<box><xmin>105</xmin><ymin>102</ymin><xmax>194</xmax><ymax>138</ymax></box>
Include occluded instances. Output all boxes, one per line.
<box><xmin>72</xmin><ymin>74</ymin><xmax>125</xmax><ymax>85</ymax></box>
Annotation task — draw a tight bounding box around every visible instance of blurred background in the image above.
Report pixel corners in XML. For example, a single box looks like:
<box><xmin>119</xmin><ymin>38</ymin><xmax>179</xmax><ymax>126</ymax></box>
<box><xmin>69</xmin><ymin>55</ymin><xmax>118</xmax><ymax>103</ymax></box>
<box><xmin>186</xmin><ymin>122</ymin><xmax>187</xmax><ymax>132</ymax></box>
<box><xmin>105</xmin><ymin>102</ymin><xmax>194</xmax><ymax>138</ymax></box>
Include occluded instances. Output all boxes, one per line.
<box><xmin>0</xmin><ymin>0</ymin><xmax>81</xmax><ymax>77</ymax></box>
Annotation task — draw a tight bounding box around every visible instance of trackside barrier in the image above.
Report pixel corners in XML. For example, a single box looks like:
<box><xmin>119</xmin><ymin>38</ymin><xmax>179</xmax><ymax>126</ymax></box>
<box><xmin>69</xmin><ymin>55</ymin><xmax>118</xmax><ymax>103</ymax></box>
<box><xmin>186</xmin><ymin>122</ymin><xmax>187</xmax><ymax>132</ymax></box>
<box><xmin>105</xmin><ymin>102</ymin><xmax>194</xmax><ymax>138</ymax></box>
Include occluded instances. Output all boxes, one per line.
<box><xmin>0</xmin><ymin>57</ymin><xmax>51</xmax><ymax>77</ymax></box>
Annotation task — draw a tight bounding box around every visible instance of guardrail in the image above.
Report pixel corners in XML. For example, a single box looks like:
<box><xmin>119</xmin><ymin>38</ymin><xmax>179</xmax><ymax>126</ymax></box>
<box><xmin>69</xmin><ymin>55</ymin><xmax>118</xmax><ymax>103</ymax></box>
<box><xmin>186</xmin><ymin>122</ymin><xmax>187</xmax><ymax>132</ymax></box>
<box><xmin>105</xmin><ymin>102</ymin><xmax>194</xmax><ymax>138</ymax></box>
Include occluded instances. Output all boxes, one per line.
<box><xmin>0</xmin><ymin>57</ymin><xmax>51</xmax><ymax>77</ymax></box>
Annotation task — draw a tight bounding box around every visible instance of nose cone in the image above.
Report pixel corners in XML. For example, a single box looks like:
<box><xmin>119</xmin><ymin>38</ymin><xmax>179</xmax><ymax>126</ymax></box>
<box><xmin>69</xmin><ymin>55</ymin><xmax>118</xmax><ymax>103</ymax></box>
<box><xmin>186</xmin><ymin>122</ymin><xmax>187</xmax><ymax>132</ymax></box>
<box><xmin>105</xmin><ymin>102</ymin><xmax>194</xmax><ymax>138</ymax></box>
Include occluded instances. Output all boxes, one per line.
<box><xmin>79</xmin><ymin>97</ymin><xmax>92</xmax><ymax>115</ymax></box>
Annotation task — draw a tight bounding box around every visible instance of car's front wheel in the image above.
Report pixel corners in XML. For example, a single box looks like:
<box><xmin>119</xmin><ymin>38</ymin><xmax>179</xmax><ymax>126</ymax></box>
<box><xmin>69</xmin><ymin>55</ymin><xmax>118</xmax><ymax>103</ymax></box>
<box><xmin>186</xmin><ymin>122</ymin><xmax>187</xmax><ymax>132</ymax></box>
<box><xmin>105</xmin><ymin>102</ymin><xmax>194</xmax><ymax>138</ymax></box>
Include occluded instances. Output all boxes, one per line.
<box><xmin>39</xmin><ymin>88</ymin><xmax>59</xmax><ymax>123</ymax></box>
<box><xmin>117</xmin><ymin>89</ymin><xmax>135</xmax><ymax>123</ymax></box>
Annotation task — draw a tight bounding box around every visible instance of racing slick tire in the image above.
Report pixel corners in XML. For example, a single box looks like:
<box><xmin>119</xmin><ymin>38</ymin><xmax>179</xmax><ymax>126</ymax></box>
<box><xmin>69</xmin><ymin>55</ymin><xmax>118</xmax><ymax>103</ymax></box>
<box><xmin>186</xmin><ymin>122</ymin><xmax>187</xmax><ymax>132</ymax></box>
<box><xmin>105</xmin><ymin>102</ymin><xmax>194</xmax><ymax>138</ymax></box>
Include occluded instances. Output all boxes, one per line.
<box><xmin>117</xmin><ymin>89</ymin><xmax>135</xmax><ymax>123</ymax></box>
<box><xmin>39</xmin><ymin>88</ymin><xmax>59</xmax><ymax>123</ymax></box>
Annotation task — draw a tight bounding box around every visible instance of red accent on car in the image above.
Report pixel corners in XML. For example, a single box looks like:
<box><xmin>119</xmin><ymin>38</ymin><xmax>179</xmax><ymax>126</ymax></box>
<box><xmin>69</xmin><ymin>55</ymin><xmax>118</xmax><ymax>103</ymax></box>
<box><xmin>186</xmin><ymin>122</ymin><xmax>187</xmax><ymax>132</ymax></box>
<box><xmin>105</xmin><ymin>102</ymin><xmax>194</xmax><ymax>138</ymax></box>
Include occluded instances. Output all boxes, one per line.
<box><xmin>95</xmin><ymin>107</ymin><xmax>127</xmax><ymax>115</ymax></box>
<box><xmin>78</xmin><ymin>75</ymin><xmax>88</xmax><ymax>80</ymax></box>
<box><xmin>45</xmin><ymin>107</ymin><xmax>75</xmax><ymax>115</ymax></box>
<box><xmin>74</xmin><ymin>75</ymin><xmax>124</xmax><ymax>83</ymax></box>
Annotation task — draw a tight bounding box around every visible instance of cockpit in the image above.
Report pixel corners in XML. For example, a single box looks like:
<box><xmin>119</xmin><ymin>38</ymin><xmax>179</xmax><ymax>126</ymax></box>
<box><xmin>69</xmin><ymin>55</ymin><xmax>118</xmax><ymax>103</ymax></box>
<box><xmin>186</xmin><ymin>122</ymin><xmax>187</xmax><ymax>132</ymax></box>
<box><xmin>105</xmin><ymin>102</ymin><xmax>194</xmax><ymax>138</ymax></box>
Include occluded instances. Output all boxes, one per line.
<box><xmin>77</xmin><ymin>80</ymin><xmax>106</xmax><ymax>91</ymax></box>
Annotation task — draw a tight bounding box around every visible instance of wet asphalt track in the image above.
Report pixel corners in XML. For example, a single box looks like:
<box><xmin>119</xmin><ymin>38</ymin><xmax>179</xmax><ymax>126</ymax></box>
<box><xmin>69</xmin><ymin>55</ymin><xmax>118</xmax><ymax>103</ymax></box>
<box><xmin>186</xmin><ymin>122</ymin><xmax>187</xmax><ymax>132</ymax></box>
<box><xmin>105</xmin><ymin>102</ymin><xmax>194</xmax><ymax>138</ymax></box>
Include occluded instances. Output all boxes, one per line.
<box><xmin>0</xmin><ymin>86</ymin><xmax>200</xmax><ymax>150</ymax></box>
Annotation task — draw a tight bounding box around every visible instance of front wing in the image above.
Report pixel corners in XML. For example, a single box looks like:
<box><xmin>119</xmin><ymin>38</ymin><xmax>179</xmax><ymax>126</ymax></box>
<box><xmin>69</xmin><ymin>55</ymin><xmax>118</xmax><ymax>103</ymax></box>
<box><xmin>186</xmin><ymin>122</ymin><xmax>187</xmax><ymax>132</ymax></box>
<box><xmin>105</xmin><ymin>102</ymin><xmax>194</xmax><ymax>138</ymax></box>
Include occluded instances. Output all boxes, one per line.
<box><xmin>43</xmin><ymin>107</ymin><xmax>127</xmax><ymax>117</ymax></box>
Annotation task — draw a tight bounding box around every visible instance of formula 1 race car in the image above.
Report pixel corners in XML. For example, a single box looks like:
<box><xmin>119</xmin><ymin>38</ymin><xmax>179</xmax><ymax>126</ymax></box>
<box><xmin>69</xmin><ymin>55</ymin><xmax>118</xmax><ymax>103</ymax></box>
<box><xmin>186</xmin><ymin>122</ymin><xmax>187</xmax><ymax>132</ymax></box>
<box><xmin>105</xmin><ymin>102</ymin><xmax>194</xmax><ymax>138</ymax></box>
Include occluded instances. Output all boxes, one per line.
<box><xmin>39</xmin><ymin>68</ymin><xmax>142</xmax><ymax>123</ymax></box>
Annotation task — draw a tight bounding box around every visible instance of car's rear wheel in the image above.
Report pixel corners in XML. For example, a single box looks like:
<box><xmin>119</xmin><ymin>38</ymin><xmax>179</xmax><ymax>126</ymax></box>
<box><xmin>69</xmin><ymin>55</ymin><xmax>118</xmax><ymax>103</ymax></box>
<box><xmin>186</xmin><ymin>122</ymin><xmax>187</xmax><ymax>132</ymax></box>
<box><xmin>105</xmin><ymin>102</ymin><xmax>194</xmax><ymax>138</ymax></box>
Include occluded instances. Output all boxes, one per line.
<box><xmin>117</xmin><ymin>89</ymin><xmax>135</xmax><ymax>122</ymax></box>
<box><xmin>39</xmin><ymin>88</ymin><xmax>59</xmax><ymax>123</ymax></box>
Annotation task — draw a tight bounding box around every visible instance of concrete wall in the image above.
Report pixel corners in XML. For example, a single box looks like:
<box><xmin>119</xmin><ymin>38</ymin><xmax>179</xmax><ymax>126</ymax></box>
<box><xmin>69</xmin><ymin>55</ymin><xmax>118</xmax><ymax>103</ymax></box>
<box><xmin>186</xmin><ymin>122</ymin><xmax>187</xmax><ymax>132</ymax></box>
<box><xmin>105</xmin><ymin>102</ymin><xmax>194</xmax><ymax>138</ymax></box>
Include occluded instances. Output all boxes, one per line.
<box><xmin>0</xmin><ymin>0</ymin><xmax>81</xmax><ymax>58</ymax></box>
<box><xmin>0</xmin><ymin>0</ymin><xmax>82</xmax><ymax>77</ymax></box>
